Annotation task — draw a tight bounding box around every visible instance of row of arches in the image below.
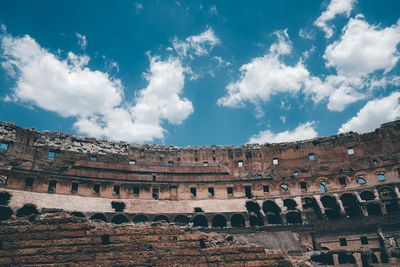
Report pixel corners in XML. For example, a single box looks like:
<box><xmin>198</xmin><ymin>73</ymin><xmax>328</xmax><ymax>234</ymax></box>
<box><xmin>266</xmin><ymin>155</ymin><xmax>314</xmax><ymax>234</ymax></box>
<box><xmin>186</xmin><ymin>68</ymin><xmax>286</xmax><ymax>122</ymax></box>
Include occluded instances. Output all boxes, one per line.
<box><xmin>246</xmin><ymin>187</ymin><xmax>399</xmax><ymax>225</ymax></box>
<box><xmin>87</xmin><ymin>212</ymin><xmax>247</xmax><ymax>227</ymax></box>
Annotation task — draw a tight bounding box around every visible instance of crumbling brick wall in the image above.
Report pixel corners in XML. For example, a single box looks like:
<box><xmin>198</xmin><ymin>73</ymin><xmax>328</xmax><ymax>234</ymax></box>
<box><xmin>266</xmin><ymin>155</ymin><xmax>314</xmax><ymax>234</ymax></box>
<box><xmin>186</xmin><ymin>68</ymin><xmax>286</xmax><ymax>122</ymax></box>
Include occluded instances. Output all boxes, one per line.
<box><xmin>0</xmin><ymin>212</ymin><xmax>297</xmax><ymax>266</ymax></box>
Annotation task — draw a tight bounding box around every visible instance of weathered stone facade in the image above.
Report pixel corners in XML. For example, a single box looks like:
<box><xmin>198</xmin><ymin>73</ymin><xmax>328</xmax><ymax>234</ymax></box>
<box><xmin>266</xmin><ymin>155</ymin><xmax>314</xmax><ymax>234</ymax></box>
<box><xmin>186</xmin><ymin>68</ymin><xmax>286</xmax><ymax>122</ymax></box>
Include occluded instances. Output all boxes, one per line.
<box><xmin>1</xmin><ymin>120</ymin><xmax>400</xmax><ymax>266</ymax></box>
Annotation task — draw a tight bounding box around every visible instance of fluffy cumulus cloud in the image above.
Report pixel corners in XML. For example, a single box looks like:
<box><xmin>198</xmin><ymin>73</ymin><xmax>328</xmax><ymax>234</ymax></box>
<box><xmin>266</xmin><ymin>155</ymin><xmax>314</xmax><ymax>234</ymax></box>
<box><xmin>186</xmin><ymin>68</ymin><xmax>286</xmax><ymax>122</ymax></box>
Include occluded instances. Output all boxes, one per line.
<box><xmin>338</xmin><ymin>92</ymin><xmax>400</xmax><ymax>133</ymax></box>
<box><xmin>1</xmin><ymin>33</ymin><xmax>193</xmax><ymax>143</ymax></box>
<box><xmin>76</xmin><ymin>33</ymin><xmax>87</xmax><ymax>50</ymax></box>
<box><xmin>217</xmin><ymin>30</ymin><xmax>310</xmax><ymax>108</ymax></box>
<box><xmin>314</xmin><ymin>0</ymin><xmax>357</xmax><ymax>38</ymax></box>
<box><xmin>172</xmin><ymin>28</ymin><xmax>220</xmax><ymax>58</ymax></box>
<box><xmin>248</xmin><ymin>122</ymin><xmax>318</xmax><ymax>144</ymax></box>
<box><xmin>324</xmin><ymin>16</ymin><xmax>400</xmax><ymax>77</ymax></box>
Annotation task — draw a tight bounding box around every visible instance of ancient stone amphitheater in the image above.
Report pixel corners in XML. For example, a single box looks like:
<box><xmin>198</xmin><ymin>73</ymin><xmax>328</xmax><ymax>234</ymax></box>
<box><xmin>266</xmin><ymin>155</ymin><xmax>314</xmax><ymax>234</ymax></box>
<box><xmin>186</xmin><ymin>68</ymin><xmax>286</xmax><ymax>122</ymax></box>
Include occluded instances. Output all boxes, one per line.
<box><xmin>1</xmin><ymin>120</ymin><xmax>400</xmax><ymax>266</ymax></box>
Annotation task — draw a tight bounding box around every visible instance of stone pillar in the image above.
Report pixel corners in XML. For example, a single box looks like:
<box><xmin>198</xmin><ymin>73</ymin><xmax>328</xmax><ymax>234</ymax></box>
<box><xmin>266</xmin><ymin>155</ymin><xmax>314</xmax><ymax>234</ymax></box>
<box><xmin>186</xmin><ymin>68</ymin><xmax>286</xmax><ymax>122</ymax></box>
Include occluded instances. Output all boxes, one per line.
<box><xmin>354</xmin><ymin>191</ymin><xmax>363</xmax><ymax>202</ymax></box>
<box><xmin>394</xmin><ymin>186</ymin><xmax>400</xmax><ymax>199</ymax></box>
<box><xmin>353</xmin><ymin>252</ymin><xmax>362</xmax><ymax>267</ymax></box>
<box><xmin>332</xmin><ymin>253</ymin><xmax>339</xmax><ymax>266</ymax></box>
<box><xmin>374</xmin><ymin>188</ymin><xmax>380</xmax><ymax>199</ymax></box>
<box><xmin>281</xmin><ymin>214</ymin><xmax>287</xmax><ymax>224</ymax></box>
<box><xmin>294</xmin><ymin>197</ymin><xmax>303</xmax><ymax>211</ymax></box>
<box><xmin>226</xmin><ymin>220</ymin><xmax>232</xmax><ymax>227</ymax></box>
<box><xmin>334</xmin><ymin>193</ymin><xmax>346</xmax><ymax>215</ymax></box>
<box><xmin>314</xmin><ymin>195</ymin><xmax>326</xmax><ymax>218</ymax></box>
<box><xmin>375</xmin><ymin>251</ymin><xmax>381</xmax><ymax>263</ymax></box>
<box><xmin>257</xmin><ymin>200</ymin><xmax>266</xmax><ymax>217</ymax></box>
<box><xmin>274</xmin><ymin>198</ymin><xmax>285</xmax><ymax>212</ymax></box>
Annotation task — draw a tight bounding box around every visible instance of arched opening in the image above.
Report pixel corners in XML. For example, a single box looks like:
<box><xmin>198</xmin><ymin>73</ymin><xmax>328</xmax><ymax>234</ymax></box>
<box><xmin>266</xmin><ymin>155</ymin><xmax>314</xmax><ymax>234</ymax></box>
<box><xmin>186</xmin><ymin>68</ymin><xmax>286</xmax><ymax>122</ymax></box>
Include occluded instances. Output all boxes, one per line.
<box><xmin>174</xmin><ymin>215</ymin><xmax>190</xmax><ymax>225</ymax></box>
<box><xmin>302</xmin><ymin>197</ymin><xmax>322</xmax><ymax>219</ymax></box>
<box><xmin>360</xmin><ymin>191</ymin><xmax>375</xmax><ymax>201</ymax></box>
<box><xmin>338</xmin><ymin>253</ymin><xmax>356</xmax><ymax>264</ymax></box>
<box><xmin>0</xmin><ymin>206</ymin><xmax>13</xmax><ymax>221</ymax></box>
<box><xmin>193</xmin><ymin>215</ymin><xmax>208</xmax><ymax>227</ymax></box>
<box><xmin>263</xmin><ymin>200</ymin><xmax>281</xmax><ymax>224</ymax></box>
<box><xmin>286</xmin><ymin>211</ymin><xmax>302</xmax><ymax>224</ymax></box>
<box><xmin>310</xmin><ymin>253</ymin><xmax>334</xmax><ymax>265</ymax></box>
<box><xmin>0</xmin><ymin>191</ymin><xmax>11</xmax><ymax>205</ymax></box>
<box><xmin>231</xmin><ymin>214</ymin><xmax>245</xmax><ymax>227</ymax></box>
<box><xmin>283</xmin><ymin>199</ymin><xmax>297</xmax><ymax>210</ymax></box>
<box><xmin>153</xmin><ymin>215</ymin><xmax>170</xmax><ymax>223</ymax></box>
<box><xmin>371</xmin><ymin>253</ymin><xmax>378</xmax><ymax>263</ymax></box>
<box><xmin>70</xmin><ymin>212</ymin><xmax>85</xmax><ymax>218</ymax></box>
<box><xmin>246</xmin><ymin>201</ymin><xmax>263</xmax><ymax>226</ymax></box>
<box><xmin>379</xmin><ymin>187</ymin><xmax>399</xmax><ymax>213</ymax></box>
<box><xmin>111</xmin><ymin>214</ymin><xmax>129</xmax><ymax>224</ymax></box>
<box><xmin>16</xmin><ymin>204</ymin><xmax>38</xmax><ymax>217</ymax></box>
<box><xmin>90</xmin><ymin>213</ymin><xmax>107</xmax><ymax>222</ymax></box>
<box><xmin>133</xmin><ymin>215</ymin><xmax>149</xmax><ymax>223</ymax></box>
<box><xmin>321</xmin><ymin>196</ymin><xmax>341</xmax><ymax>219</ymax></box>
<box><xmin>340</xmin><ymin>193</ymin><xmax>362</xmax><ymax>218</ymax></box>
<box><xmin>366</xmin><ymin>203</ymin><xmax>382</xmax><ymax>216</ymax></box>
<box><xmin>212</xmin><ymin>215</ymin><xmax>227</xmax><ymax>228</ymax></box>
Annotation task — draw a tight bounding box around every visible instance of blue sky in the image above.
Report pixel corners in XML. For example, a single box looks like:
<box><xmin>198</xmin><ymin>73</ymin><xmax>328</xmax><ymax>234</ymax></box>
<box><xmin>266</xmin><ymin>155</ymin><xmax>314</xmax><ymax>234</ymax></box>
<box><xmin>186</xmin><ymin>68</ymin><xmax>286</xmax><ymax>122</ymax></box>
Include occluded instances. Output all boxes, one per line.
<box><xmin>0</xmin><ymin>0</ymin><xmax>399</xmax><ymax>146</ymax></box>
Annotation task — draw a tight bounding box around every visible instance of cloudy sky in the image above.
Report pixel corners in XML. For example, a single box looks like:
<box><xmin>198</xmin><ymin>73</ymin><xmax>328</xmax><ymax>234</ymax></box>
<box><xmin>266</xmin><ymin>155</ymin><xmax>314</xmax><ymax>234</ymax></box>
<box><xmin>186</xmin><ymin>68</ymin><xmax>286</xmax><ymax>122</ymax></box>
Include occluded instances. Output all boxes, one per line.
<box><xmin>0</xmin><ymin>0</ymin><xmax>399</xmax><ymax>146</ymax></box>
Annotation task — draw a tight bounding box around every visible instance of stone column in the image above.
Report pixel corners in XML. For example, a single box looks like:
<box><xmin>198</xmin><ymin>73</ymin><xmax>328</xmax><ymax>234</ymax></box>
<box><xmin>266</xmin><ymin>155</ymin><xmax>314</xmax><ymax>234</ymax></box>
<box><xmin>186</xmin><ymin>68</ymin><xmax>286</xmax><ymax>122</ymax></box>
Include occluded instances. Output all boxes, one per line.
<box><xmin>314</xmin><ymin>195</ymin><xmax>326</xmax><ymax>218</ymax></box>
<box><xmin>375</xmin><ymin>251</ymin><xmax>381</xmax><ymax>263</ymax></box>
<box><xmin>353</xmin><ymin>252</ymin><xmax>362</xmax><ymax>267</ymax></box>
<box><xmin>334</xmin><ymin>193</ymin><xmax>346</xmax><ymax>215</ymax></box>
<box><xmin>332</xmin><ymin>253</ymin><xmax>339</xmax><ymax>266</ymax></box>
<box><xmin>354</xmin><ymin>191</ymin><xmax>363</xmax><ymax>202</ymax></box>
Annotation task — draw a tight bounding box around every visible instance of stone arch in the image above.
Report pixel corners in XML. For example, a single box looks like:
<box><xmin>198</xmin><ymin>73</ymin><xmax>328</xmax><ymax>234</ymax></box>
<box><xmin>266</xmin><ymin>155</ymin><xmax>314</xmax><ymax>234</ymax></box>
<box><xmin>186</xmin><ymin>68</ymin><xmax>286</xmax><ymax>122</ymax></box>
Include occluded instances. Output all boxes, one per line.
<box><xmin>320</xmin><ymin>195</ymin><xmax>341</xmax><ymax>219</ymax></box>
<box><xmin>360</xmin><ymin>190</ymin><xmax>375</xmax><ymax>201</ymax></box>
<box><xmin>379</xmin><ymin>187</ymin><xmax>399</xmax><ymax>213</ymax></box>
<box><xmin>283</xmin><ymin>199</ymin><xmax>297</xmax><ymax>210</ymax></box>
<box><xmin>263</xmin><ymin>200</ymin><xmax>281</xmax><ymax>224</ymax></box>
<box><xmin>133</xmin><ymin>215</ymin><xmax>149</xmax><ymax>223</ymax></box>
<box><xmin>212</xmin><ymin>214</ymin><xmax>227</xmax><ymax>228</ymax></box>
<box><xmin>286</xmin><ymin>211</ymin><xmax>302</xmax><ymax>224</ymax></box>
<box><xmin>231</xmin><ymin>214</ymin><xmax>245</xmax><ymax>227</ymax></box>
<box><xmin>174</xmin><ymin>215</ymin><xmax>190</xmax><ymax>225</ymax></box>
<box><xmin>70</xmin><ymin>212</ymin><xmax>85</xmax><ymax>218</ymax></box>
<box><xmin>16</xmin><ymin>204</ymin><xmax>38</xmax><ymax>217</ymax></box>
<box><xmin>338</xmin><ymin>253</ymin><xmax>356</xmax><ymax>264</ymax></box>
<box><xmin>302</xmin><ymin>197</ymin><xmax>322</xmax><ymax>219</ymax></box>
<box><xmin>245</xmin><ymin>201</ymin><xmax>263</xmax><ymax>226</ymax></box>
<box><xmin>310</xmin><ymin>253</ymin><xmax>334</xmax><ymax>265</ymax></box>
<box><xmin>366</xmin><ymin>203</ymin><xmax>382</xmax><ymax>216</ymax></box>
<box><xmin>193</xmin><ymin>215</ymin><xmax>208</xmax><ymax>227</ymax></box>
<box><xmin>371</xmin><ymin>253</ymin><xmax>378</xmax><ymax>263</ymax></box>
<box><xmin>340</xmin><ymin>193</ymin><xmax>362</xmax><ymax>218</ymax></box>
<box><xmin>90</xmin><ymin>213</ymin><xmax>107</xmax><ymax>222</ymax></box>
<box><xmin>153</xmin><ymin>215</ymin><xmax>170</xmax><ymax>223</ymax></box>
<box><xmin>0</xmin><ymin>191</ymin><xmax>11</xmax><ymax>205</ymax></box>
<box><xmin>111</xmin><ymin>214</ymin><xmax>129</xmax><ymax>224</ymax></box>
<box><xmin>0</xmin><ymin>206</ymin><xmax>13</xmax><ymax>221</ymax></box>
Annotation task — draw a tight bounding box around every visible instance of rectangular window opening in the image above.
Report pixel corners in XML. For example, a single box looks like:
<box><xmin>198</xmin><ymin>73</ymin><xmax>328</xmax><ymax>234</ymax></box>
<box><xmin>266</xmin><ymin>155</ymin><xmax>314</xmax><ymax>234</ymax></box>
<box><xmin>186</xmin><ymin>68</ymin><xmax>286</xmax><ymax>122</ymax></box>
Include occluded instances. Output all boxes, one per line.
<box><xmin>377</xmin><ymin>173</ymin><xmax>386</xmax><ymax>181</ymax></box>
<box><xmin>93</xmin><ymin>184</ymin><xmax>100</xmax><ymax>194</ymax></box>
<box><xmin>133</xmin><ymin>186</ymin><xmax>139</xmax><ymax>196</ymax></box>
<box><xmin>152</xmin><ymin>188</ymin><xmax>159</xmax><ymax>200</ymax></box>
<box><xmin>90</xmin><ymin>156</ymin><xmax>97</xmax><ymax>161</ymax></box>
<box><xmin>238</xmin><ymin>161</ymin><xmax>243</xmax><ymax>168</ymax></box>
<box><xmin>227</xmin><ymin>187</ymin><xmax>233</xmax><ymax>196</ymax></box>
<box><xmin>339</xmin><ymin>177</ymin><xmax>347</xmax><ymax>186</ymax></box>
<box><xmin>273</xmin><ymin>158</ymin><xmax>279</xmax><ymax>166</ymax></box>
<box><xmin>245</xmin><ymin>186</ymin><xmax>252</xmax><ymax>199</ymax></box>
<box><xmin>48</xmin><ymin>151</ymin><xmax>55</xmax><ymax>159</ymax></box>
<box><xmin>129</xmin><ymin>160</ymin><xmax>136</xmax><ymax>165</ymax></box>
<box><xmin>309</xmin><ymin>154</ymin><xmax>315</xmax><ymax>161</ymax></box>
<box><xmin>300</xmin><ymin>182</ymin><xmax>307</xmax><ymax>190</ymax></box>
<box><xmin>263</xmin><ymin>185</ymin><xmax>270</xmax><ymax>193</ymax></box>
<box><xmin>208</xmin><ymin>187</ymin><xmax>214</xmax><ymax>197</ymax></box>
<box><xmin>360</xmin><ymin>236</ymin><xmax>368</xmax><ymax>245</ymax></box>
<box><xmin>358</xmin><ymin>176</ymin><xmax>366</xmax><ymax>184</ymax></box>
<box><xmin>339</xmin><ymin>238</ymin><xmax>347</xmax><ymax>246</ymax></box>
<box><xmin>293</xmin><ymin>171</ymin><xmax>299</xmax><ymax>177</ymax></box>
<box><xmin>347</xmin><ymin>147</ymin><xmax>354</xmax><ymax>155</ymax></box>
<box><xmin>71</xmin><ymin>182</ymin><xmax>79</xmax><ymax>193</ymax></box>
<box><xmin>203</xmin><ymin>161</ymin><xmax>209</xmax><ymax>167</ymax></box>
<box><xmin>168</xmin><ymin>161</ymin><xmax>174</xmax><ymax>166</ymax></box>
<box><xmin>190</xmin><ymin>187</ymin><xmax>197</xmax><ymax>197</ymax></box>
<box><xmin>113</xmin><ymin>185</ymin><xmax>120</xmax><ymax>195</ymax></box>
<box><xmin>48</xmin><ymin>180</ymin><xmax>57</xmax><ymax>194</ymax></box>
<box><xmin>25</xmin><ymin>177</ymin><xmax>34</xmax><ymax>187</ymax></box>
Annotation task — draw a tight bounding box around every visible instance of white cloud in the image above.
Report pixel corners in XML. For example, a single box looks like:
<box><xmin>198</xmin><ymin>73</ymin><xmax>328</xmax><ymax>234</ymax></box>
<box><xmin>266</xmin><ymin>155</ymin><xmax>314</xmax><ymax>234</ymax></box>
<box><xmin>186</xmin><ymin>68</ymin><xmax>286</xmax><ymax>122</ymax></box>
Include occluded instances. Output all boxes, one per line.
<box><xmin>324</xmin><ymin>17</ymin><xmax>400</xmax><ymax>77</ymax></box>
<box><xmin>249</xmin><ymin>122</ymin><xmax>318</xmax><ymax>144</ymax></box>
<box><xmin>172</xmin><ymin>28</ymin><xmax>220</xmax><ymax>58</ymax></box>
<box><xmin>299</xmin><ymin>28</ymin><xmax>314</xmax><ymax>39</ymax></box>
<box><xmin>217</xmin><ymin>30</ymin><xmax>310</xmax><ymax>108</ymax></box>
<box><xmin>76</xmin><ymin>33</ymin><xmax>87</xmax><ymax>50</ymax></box>
<box><xmin>314</xmin><ymin>0</ymin><xmax>357</xmax><ymax>38</ymax></box>
<box><xmin>1</xmin><ymin>33</ymin><xmax>193</xmax><ymax>143</ymax></box>
<box><xmin>135</xmin><ymin>3</ymin><xmax>143</xmax><ymax>14</ymax></box>
<box><xmin>338</xmin><ymin>92</ymin><xmax>400</xmax><ymax>133</ymax></box>
<box><xmin>209</xmin><ymin>4</ymin><xmax>217</xmax><ymax>16</ymax></box>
